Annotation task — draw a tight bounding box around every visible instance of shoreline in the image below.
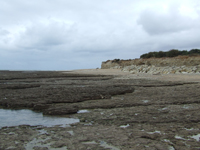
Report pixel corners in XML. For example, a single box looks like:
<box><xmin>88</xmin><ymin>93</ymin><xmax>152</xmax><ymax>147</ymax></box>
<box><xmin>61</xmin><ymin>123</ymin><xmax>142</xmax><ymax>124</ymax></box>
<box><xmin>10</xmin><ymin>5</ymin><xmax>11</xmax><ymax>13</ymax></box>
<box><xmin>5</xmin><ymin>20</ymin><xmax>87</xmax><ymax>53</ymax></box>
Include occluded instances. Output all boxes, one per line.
<box><xmin>66</xmin><ymin>68</ymin><xmax>200</xmax><ymax>82</ymax></box>
<box><xmin>2</xmin><ymin>68</ymin><xmax>200</xmax><ymax>83</ymax></box>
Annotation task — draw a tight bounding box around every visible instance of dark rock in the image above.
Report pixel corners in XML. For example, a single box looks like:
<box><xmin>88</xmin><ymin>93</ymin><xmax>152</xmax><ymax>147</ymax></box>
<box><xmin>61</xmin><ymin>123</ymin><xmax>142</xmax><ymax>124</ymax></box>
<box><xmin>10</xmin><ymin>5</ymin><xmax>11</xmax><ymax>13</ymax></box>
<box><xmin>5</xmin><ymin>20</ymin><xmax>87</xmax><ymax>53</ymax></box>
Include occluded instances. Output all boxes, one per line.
<box><xmin>33</xmin><ymin>103</ymin><xmax>50</xmax><ymax>110</ymax></box>
<box><xmin>43</xmin><ymin>106</ymin><xmax>78</xmax><ymax>115</ymax></box>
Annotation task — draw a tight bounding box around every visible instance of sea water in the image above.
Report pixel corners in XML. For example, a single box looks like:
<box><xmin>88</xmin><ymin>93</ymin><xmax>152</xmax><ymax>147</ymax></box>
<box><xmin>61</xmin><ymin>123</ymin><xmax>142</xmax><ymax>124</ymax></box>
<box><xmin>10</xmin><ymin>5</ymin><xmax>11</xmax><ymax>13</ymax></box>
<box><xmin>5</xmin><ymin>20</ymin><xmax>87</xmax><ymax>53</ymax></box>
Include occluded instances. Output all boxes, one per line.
<box><xmin>0</xmin><ymin>109</ymin><xmax>79</xmax><ymax>128</ymax></box>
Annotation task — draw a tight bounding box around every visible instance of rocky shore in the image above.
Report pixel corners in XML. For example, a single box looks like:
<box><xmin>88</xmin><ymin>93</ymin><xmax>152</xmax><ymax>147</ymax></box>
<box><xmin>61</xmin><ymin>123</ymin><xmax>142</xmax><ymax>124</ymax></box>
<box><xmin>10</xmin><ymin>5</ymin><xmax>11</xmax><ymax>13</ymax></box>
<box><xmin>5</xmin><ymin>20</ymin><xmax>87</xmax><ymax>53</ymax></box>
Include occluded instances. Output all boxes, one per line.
<box><xmin>122</xmin><ymin>65</ymin><xmax>200</xmax><ymax>75</ymax></box>
<box><xmin>0</xmin><ymin>70</ymin><xmax>200</xmax><ymax>149</ymax></box>
<box><xmin>101</xmin><ymin>56</ymin><xmax>200</xmax><ymax>75</ymax></box>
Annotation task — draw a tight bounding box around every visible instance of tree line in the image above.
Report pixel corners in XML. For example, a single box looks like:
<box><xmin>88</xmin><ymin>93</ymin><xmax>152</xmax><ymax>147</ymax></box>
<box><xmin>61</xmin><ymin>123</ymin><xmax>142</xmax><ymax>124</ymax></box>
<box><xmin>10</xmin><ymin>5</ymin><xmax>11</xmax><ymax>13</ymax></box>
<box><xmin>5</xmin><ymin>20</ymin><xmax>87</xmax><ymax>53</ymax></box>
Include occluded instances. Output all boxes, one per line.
<box><xmin>140</xmin><ymin>49</ymin><xmax>200</xmax><ymax>59</ymax></box>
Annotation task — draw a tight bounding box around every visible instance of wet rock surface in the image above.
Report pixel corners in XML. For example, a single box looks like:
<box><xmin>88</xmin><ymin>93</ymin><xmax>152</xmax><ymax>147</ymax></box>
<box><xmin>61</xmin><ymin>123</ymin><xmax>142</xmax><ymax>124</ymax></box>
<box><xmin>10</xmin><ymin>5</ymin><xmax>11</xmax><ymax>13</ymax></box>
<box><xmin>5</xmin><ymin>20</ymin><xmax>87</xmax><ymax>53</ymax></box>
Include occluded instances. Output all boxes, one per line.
<box><xmin>0</xmin><ymin>70</ymin><xmax>200</xmax><ymax>149</ymax></box>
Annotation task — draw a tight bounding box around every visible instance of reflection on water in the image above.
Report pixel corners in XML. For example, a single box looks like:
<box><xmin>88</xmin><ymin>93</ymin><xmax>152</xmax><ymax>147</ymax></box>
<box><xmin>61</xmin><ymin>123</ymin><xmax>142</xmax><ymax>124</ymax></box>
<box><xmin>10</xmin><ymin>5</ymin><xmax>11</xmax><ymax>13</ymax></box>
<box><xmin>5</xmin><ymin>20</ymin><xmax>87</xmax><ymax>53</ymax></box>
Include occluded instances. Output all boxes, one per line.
<box><xmin>0</xmin><ymin>109</ymin><xmax>79</xmax><ymax>128</ymax></box>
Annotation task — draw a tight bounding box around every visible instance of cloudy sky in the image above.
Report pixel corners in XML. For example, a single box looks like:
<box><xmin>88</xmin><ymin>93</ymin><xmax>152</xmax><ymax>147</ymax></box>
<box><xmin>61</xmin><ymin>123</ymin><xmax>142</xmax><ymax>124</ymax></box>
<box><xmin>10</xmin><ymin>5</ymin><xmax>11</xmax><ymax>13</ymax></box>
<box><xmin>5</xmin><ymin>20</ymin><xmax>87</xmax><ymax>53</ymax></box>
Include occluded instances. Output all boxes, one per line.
<box><xmin>1</xmin><ymin>0</ymin><xmax>200</xmax><ymax>70</ymax></box>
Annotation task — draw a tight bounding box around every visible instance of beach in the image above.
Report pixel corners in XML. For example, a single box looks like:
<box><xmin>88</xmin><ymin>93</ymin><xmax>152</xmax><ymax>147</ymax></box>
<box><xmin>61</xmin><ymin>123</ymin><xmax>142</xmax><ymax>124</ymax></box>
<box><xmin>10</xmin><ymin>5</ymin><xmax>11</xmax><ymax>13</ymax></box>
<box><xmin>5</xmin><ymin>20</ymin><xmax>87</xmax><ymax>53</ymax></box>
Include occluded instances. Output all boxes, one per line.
<box><xmin>0</xmin><ymin>69</ymin><xmax>200</xmax><ymax>149</ymax></box>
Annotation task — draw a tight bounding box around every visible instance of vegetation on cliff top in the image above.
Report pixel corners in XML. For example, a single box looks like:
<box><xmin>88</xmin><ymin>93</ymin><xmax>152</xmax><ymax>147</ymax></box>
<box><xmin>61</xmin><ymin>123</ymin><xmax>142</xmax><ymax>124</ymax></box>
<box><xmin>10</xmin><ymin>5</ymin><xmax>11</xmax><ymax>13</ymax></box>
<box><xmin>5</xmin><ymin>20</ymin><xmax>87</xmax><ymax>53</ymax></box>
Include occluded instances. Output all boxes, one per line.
<box><xmin>140</xmin><ymin>49</ymin><xmax>200</xmax><ymax>59</ymax></box>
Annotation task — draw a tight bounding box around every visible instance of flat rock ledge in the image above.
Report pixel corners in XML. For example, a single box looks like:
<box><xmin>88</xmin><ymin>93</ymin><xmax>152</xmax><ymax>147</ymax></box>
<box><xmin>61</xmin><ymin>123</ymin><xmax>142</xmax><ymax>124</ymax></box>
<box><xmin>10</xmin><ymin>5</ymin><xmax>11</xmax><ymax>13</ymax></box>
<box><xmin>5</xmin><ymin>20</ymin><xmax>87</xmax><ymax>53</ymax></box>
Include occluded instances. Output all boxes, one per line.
<box><xmin>43</xmin><ymin>106</ymin><xmax>78</xmax><ymax>115</ymax></box>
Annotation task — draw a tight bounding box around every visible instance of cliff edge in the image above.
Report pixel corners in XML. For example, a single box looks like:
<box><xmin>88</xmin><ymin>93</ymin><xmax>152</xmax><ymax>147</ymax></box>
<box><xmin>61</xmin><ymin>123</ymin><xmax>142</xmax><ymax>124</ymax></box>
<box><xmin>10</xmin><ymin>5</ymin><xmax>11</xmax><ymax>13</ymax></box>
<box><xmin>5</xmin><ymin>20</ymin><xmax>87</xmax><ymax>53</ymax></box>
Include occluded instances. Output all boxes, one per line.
<box><xmin>101</xmin><ymin>56</ymin><xmax>200</xmax><ymax>74</ymax></box>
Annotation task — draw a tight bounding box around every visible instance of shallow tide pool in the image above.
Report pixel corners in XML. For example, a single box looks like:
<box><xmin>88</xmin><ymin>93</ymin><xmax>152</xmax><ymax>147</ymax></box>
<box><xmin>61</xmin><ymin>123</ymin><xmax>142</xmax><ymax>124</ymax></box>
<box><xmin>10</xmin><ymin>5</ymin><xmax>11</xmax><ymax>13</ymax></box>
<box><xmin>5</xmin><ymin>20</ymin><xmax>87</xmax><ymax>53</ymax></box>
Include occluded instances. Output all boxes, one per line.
<box><xmin>0</xmin><ymin>109</ymin><xmax>79</xmax><ymax>128</ymax></box>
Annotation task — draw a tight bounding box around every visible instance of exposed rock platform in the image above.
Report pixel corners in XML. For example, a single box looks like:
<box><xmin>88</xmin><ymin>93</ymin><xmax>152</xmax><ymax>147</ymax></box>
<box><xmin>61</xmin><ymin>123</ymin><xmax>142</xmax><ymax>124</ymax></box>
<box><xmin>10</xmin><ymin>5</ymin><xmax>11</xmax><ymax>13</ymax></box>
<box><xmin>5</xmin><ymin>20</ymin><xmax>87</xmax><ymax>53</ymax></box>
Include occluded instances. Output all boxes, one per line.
<box><xmin>0</xmin><ymin>70</ymin><xmax>200</xmax><ymax>149</ymax></box>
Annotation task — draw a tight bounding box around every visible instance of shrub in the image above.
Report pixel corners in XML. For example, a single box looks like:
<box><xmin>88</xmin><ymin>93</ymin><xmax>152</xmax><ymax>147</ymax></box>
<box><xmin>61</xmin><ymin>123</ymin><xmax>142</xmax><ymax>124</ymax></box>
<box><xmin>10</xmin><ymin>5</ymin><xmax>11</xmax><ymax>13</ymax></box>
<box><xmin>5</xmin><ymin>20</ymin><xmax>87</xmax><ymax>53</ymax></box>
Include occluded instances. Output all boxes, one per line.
<box><xmin>140</xmin><ymin>49</ymin><xmax>200</xmax><ymax>59</ymax></box>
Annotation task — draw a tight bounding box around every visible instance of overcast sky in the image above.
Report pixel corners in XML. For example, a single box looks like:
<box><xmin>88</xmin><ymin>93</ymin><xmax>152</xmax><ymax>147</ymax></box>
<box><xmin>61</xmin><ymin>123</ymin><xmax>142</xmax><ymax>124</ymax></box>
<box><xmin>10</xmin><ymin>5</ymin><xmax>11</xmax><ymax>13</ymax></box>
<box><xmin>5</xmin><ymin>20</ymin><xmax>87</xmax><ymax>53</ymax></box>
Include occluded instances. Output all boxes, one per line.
<box><xmin>1</xmin><ymin>0</ymin><xmax>200</xmax><ymax>70</ymax></box>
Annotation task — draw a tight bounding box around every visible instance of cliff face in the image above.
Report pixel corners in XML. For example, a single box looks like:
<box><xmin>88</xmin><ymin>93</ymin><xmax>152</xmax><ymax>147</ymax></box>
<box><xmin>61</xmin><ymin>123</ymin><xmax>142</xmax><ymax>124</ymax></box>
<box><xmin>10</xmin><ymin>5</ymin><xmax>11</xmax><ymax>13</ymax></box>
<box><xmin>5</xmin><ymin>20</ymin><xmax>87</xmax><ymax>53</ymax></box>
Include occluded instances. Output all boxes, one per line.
<box><xmin>101</xmin><ymin>56</ymin><xmax>200</xmax><ymax>74</ymax></box>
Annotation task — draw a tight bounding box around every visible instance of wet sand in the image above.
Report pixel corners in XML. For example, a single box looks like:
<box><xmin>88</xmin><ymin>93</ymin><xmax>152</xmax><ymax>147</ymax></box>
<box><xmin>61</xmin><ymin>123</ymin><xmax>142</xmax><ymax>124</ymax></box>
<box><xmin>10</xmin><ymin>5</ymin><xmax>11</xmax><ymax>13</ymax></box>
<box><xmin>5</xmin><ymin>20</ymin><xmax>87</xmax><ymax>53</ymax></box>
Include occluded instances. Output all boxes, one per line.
<box><xmin>0</xmin><ymin>69</ymin><xmax>200</xmax><ymax>149</ymax></box>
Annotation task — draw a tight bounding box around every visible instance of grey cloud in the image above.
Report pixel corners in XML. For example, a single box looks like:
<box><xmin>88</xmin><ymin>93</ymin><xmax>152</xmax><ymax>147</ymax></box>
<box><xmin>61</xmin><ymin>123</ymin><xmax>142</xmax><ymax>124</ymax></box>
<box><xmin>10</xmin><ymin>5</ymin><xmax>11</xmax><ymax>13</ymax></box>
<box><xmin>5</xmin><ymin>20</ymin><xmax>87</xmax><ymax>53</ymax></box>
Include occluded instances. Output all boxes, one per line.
<box><xmin>16</xmin><ymin>21</ymin><xmax>77</xmax><ymax>49</ymax></box>
<box><xmin>137</xmin><ymin>4</ymin><xmax>198</xmax><ymax>35</ymax></box>
<box><xmin>137</xmin><ymin>28</ymin><xmax>200</xmax><ymax>53</ymax></box>
<box><xmin>0</xmin><ymin>28</ymin><xmax>12</xmax><ymax>46</ymax></box>
<box><xmin>0</xmin><ymin>28</ymin><xmax>10</xmax><ymax>36</ymax></box>
<box><xmin>0</xmin><ymin>0</ymin><xmax>126</xmax><ymax>26</ymax></box>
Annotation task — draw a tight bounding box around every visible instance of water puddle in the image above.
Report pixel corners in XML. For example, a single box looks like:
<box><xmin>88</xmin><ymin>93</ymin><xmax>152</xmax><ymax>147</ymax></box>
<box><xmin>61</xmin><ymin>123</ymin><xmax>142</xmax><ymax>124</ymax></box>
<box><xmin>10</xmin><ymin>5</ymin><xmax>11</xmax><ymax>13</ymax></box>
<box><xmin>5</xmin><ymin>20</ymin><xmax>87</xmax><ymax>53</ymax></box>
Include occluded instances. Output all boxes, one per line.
<box><xmin>142</xmin><ymin>100</ymin><xmax>149</xmax><ymax>103</ymax></box>
<box><xmin>175</xmin><ymin>135</ymin><xmax>187</xmax><ymax>140</ymax></box>
<box><xmin>163</xmin><ymin>139</ymin><xmax>173</xmax><ymax>144</ymax></box>
<box><xmin>99</xmin><ymin>141</ymin><xmax>120</xmax><ymax>150</ymax></box>
<box><xmin>159</xmin><ymin>107</ymin><xmax>168</xmax><ymax>111</ymax></box>
<box><xmin>189</xmin><ymin>134</ymin><xmax>200</xmax><ymax>142</ymax></box>
<box><xmin>182</xmin><ymin>105</ymin><xmax>193</xmax><ymax>109</ymax></box>
<box><xmin>184</xmin><ymin>128</ymin><xmax>197</xmax><ymax>131</ymax></box>
<box><xmin>82</xmin><ymin>141</ymin><xmax>97</xmax><ymax>145</ymax></box>
<box><xmin>77</xmin><ymin>110</ymin><xmax>90</xmax><ymax>113</ymax></box>
<box><xmin>147</xmin><ymin>130</ymin><xmax>161</xmax><ymax>134</ymax></box>
<box><xmin>67</xmin><ymin>130</ymin><xmax>74</xmax><ymax>136</ymax></box>
<box><xmin>168</xmin><ymin>145</ymin><xmax>175</xmax><ymax>150</ymax></box>
<box><xmin>25</xmin><ymin>128</ymin><xmax>69</xmax><ymax>149</ymax></box>
<box><xmin>0</xmin><ymin>109</ymin><xmax>79</xmax><ymax>128</ymax></box>
<box><xmin>120</xmin><ymin>124</ymin><xmax>130</xmax><ymax>128</ymax></box>
<box><xmin>25</xmin><ymin>136</ymin><xmax>68</xmax><ymax>150</ymax></box>
<box><xmin>82</xmin><ymin>140</ymin><xmax>120</xmax><ymax>150</ymax></box>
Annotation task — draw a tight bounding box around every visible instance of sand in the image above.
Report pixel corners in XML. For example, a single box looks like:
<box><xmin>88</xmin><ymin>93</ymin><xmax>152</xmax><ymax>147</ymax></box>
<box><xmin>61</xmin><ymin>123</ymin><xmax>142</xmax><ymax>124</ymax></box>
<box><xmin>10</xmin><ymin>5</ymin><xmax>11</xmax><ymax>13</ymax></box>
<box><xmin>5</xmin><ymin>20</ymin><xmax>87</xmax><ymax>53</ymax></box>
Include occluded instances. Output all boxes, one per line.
<box><xmin>66</xmin><ymin>68</ymin><xmax>200</xmax><ymax>82</ymax></box>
